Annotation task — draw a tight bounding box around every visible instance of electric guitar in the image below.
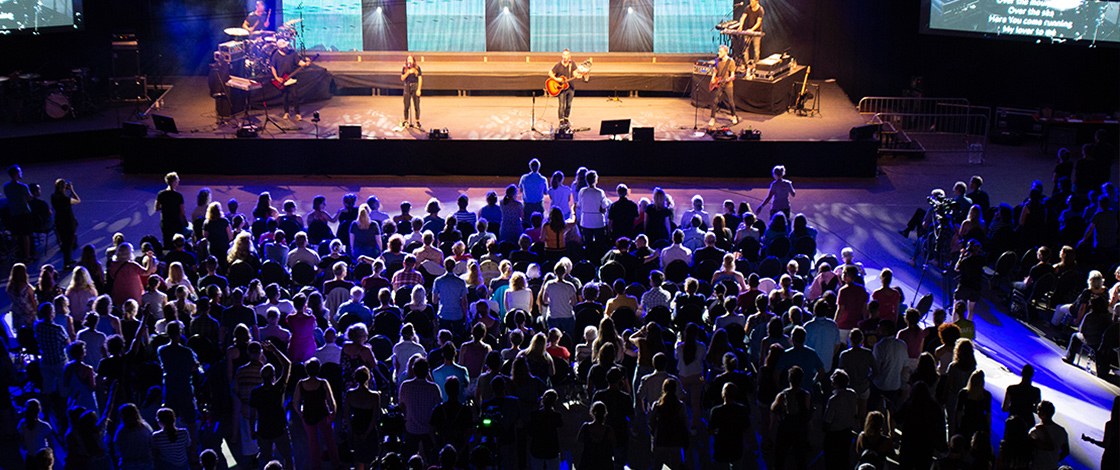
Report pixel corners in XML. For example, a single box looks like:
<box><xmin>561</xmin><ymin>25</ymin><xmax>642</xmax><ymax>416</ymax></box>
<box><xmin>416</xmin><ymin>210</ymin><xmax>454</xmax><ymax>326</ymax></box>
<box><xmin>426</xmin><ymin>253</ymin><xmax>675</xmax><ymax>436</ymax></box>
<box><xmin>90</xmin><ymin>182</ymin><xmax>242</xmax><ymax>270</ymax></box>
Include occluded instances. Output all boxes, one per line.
<box><xmin>544</xmin><ymin>59</ymin><xmax>593</xmax><ymax>97</ymax></box>
<box><xmin>272</xmin><ymin>53</ymin><xmax>319</xmax><ymax>90</ymax></box>
<box><xmin>794</xmin><ymin>65</ymin><xmax>813</xmax><ymax>111</ymax></box>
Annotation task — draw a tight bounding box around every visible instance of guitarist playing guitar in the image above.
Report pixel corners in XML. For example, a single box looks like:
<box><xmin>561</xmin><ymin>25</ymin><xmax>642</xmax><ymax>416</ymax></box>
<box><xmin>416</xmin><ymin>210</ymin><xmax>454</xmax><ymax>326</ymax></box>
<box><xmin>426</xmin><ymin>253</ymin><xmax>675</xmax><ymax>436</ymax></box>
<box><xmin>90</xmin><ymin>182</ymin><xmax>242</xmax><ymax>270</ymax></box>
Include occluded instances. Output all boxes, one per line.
<box><xmin>548</xmin><ymin>49</ymin><xmax>590</xmax><ymax>130</ymax></box>
<box><xmin>709</xmin><ymin>45</ymin><xmax>739</xmax><ymax>129</ymax></box>
<box><xmin>270</xmin><ymin>39</ymin><xmax>310</xmax><ymax>121</ymax></box>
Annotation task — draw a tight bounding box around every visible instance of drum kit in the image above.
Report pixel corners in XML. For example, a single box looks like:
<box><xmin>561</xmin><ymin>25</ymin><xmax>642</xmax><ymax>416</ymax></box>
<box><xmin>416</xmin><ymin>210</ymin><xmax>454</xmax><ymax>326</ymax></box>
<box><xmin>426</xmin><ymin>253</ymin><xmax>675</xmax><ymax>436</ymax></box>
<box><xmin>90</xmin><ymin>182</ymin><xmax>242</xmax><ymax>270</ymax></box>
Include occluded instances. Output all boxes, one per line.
<box><xmin>223</xmin><ymin>18</ymin><xmax>303</xmax><ymax>77</ymax></box>
<box><xmin>1</xmin><ymin>67</ymin><xmax>93</xmax><ymax>121</ymax></box>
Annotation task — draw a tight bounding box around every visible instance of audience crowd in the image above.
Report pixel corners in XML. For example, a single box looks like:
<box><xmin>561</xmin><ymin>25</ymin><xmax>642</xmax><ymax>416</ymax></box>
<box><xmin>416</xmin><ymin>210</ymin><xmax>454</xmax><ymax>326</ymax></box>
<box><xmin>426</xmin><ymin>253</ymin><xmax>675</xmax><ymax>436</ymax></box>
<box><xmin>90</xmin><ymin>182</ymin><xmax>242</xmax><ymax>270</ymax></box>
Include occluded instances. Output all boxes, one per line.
<box><xmin>0</xmin><ymin>152</ymin><xmax>1117</xmax><ymax>470</ymax></box>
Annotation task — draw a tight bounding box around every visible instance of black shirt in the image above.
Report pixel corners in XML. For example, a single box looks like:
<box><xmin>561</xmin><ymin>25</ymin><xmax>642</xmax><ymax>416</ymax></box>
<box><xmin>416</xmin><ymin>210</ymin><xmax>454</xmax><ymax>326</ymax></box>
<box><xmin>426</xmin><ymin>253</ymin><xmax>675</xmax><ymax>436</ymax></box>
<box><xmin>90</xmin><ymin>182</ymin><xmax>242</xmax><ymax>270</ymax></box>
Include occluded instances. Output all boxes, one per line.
<box><xmin>551</xmin><ymin>61</ymin><xmax>576</xmax><ymax>90</ymax></box>
<box><xmin>51</xmin><ymin>192</ymin><xmax>76</xmax><ymax>230</ymax></box>
<box><xmin>709</xmin><ymin>402</ymin><xmax>751</xmax><ymax>462</ymax></box>
<box><xmin>742</xmin><ymin>5</ymin><xmax>764</xmax><ymax>31</ymax></box>
<box><xmin>607</xmin><ymin>197</ymin><xmax>639</xmax><ymax>239</ymax></box>
<box><xmin>156</xmin><ymin>189</ymin><xmax>184</xmax><ymax>226</ymax></box>
<box><xmin>527</xmin><ymin>408</ymin><xmax>563</xmax><ymax>459</ymax></box>
<box><xmin>249</xmin><ymin>382</ymin><xmax>287</xmax><ymax>439</ymax></box>
<box><xmin>402</xmin><ymin>65</ymin><xmax>421</xmax><ymax>85</ymax></box>
<box><xmin>245</xmin><ymin>12</ymin><xmax>267</xmax><ymax>32</ymax></box>
<box><xmin>271</xmin><ymin>50</ymin><xmax>301</xmax><ymax>77</ymax></box>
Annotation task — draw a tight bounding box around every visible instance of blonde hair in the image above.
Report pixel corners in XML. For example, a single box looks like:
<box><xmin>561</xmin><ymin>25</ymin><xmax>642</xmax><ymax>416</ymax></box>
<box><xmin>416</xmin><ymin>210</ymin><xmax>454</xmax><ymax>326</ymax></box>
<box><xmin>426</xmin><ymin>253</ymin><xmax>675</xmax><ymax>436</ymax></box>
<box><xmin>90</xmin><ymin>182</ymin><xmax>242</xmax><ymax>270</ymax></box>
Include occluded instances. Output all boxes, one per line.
<box><xmin>206</xmin><ymin>201</ymin><xmax>223</xmax><ymax>221</ymax></box>
<box><xmin>66</xmin><ymin>266</ymin><xmax>97</xmax><ymax>296</ymax></box>
<box><xmin>357</xmin><ymin>204</ymin><xmax>372</xmax><ymax>230</ymax></box>
<box><xmin>227</xmin><ymin>232</ymin><xmax>253</xmax><ymax>264</ymax></box>
<box><xmin>167</xmin><ymin>262</ymin><xmax>188</xmax><ymax>285</ymax></box>
<box><xmin>510</xmin><ymin>272</ymin><xmax>527</xmax><ymax>291</ymax></box>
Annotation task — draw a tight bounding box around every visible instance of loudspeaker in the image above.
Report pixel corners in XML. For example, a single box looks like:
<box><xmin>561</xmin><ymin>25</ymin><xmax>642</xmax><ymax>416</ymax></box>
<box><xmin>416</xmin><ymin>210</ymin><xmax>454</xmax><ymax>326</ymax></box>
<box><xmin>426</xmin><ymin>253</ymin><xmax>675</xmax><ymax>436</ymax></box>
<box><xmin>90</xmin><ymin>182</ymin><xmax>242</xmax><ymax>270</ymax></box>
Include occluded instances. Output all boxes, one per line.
<box><xmin>121</xmin><ymin>121</ymin><xmax>147</xmax><ymax>137</ymax></box>
<box><xmin>339</xmin><ymin>125</ymin><xmax>362</xmax><ymax>139</ymax></box>
<box><xmin>111</xmin><ymin>77</ymin><xmax>148</xmax><ymax>102</ymax></box>
<box><xmin>633</xmin><ymin>127</ymin><xmax>654</xmax><ymax>141</ymax></box>
<box><xmin>849</xmin><ymin>124</ymin><xmax>880</xmax><ymax>141</ymax></box>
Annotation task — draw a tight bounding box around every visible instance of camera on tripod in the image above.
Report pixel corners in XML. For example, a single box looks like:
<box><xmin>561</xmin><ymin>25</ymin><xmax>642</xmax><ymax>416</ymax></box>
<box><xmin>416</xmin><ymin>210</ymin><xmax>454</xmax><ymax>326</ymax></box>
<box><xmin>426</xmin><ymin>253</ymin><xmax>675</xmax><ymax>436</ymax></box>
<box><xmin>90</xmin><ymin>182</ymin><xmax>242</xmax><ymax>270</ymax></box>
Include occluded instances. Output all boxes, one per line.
<box><xmin>927</xmin><ymin>193</ymin><xmax>959</xmax><ymax>218</ymax></box>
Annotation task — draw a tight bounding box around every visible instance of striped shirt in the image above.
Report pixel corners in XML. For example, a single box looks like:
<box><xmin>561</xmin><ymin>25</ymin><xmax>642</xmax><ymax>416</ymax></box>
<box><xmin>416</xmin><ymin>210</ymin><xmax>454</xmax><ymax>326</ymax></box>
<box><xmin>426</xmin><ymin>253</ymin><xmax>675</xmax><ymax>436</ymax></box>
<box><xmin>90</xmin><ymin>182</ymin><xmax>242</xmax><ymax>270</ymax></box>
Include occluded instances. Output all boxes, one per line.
<box><xmin>398</xmin><ymin>378</ymin><xmax>442</xmax><ymax>435</ymax></box>
<box><xmin>152</xmin><ymin>427</ymin><xmax>190</xmax><ymax>468</ymax></box>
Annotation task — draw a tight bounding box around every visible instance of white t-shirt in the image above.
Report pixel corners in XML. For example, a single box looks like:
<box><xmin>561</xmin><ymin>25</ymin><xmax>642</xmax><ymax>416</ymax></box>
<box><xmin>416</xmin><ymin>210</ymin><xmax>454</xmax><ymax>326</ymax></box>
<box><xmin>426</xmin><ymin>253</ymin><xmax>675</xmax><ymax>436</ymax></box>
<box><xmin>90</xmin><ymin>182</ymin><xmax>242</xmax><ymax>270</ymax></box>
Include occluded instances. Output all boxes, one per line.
<box><xmin>1029</xmin><ymin>423</ymin><xmax>1068</xmax><ymax>470</ymax></box>
<box><xmin>577</xmin><ymin>187</ymin><xmax>609</xmax><ymax>229</ymax></box>
<box><xmin>543</xmin><ymin>279</ymin><xmax>577</xmax><ymax>319</ymax></box>
<box><xmin>675</xmin><ymin>341</ymin><xmax>707</xmax><ymax>377</ymax></box>
<box><xmin>660</xmin><ymin>244</ymin><xmax>692</xmax><ymax>269</ymax></box>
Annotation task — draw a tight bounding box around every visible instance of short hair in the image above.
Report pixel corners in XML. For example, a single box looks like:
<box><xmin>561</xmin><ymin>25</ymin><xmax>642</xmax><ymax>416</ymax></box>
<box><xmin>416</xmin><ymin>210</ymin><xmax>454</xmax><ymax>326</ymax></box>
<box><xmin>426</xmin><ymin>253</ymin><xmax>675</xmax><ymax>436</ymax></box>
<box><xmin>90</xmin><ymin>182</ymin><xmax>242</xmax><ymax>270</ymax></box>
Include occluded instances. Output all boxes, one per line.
<box><xmin>164</xmin><ymin>172</ymin><xmax>179</xmax><ymax>185</ymax></box>
<box><xmin>529</xmin><ymin>158</ymin><xmax>541</xmax><ymax>171</ymax></box>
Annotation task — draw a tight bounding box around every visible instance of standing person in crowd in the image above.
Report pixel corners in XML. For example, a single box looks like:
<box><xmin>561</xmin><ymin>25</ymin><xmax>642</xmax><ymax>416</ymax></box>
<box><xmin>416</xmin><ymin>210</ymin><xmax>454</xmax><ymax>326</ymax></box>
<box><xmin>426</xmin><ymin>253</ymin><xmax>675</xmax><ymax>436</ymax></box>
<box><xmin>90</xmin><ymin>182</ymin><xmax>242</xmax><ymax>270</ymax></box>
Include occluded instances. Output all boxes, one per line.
<box><xmin>1030</xmin><ymin>401</ymin><xmax>1070</xmax><ymax>470</ymax></box>
<box><xmin>772</xmin><ymin>366</ymin><xmax>812</xmax><ymax>470</ymax></box>
<box><xmin>398</xmin><ymin>357</ymin><xmax>442</xmax><ymax>461</ymax></box>
<box><xmin>293</xmin><ymin>358</ymin><xmax>340</xmax><ymax>470</ymax></box>
<box><xmin>676</xmin><ymin>323</ymin><xmax>707</xmax><ymax>432</ymax></box>
<box><xmin>152</xmin><ymin>408</ymin><xmax>190</xmax><ymax>470</ymax></box>
<box><xmin>113</xmin><ymin>403</ymin><xmax>153</xmax><ymax>470</ymax></box>
<box><xmin>758</xmin><ymin>165</ymin><xmax>796</xmax><ymax>219</ymax></box>
<box><xmin>8</xmin><ymin>263</ymin><xmax>37</xmax><ymax>330</ymax></box>
<box><xmin>956</xmin><ymin>370</ymin><xmax>992</xmax><ymax>444</ymax></box>
<box><xmin>157</xmin><ymin>321</ymin><xmax>202</xmax><ymax>464</ymax></box>
<box><xmin>51</xmin><ymin>178</ymin><xmax>81</xmax><ymax>268</ymax></box>
<box><xmin>709</xmin><ymin>382</ymin><xmax>752</xmax><ymax>470</ymax></box>
<box><xmin>1003</xmin><ymin>363</ymin><xmax>1042</xmax><ymax>426</ymax></box>
<box><xmin>823</xmin><ymin>369</ymin><xmax>859</xmax><ymax>470</ymax></box>
<box><xmin>648</xmin><ymin>378</ymin><xmax>689</xmax><ymax>470</ymax></box>
<box><xmin>250</xmin><ymin>342</ymin><xmax>294</xmax><ymax>470</ymax></box>
<box><xmin>107</xmin><ymin>243</ymin><xmax>158</xmax><ymax>306</ymax></box>
<box><xmin>4</xmin><ymin>165</ymin><xmax>33</xmax><ymax>261</ymax></box>
<box><xmin>345</xmin><ymin>366</ymin><xmax>382</xmax><ymax>470</ymax></box>
<box><xmin>432</xmin><ymin>257</ymin><xmax>469</xmax><ymax>340</ymax></box>
<box><xmin>527</xmin><ymin>389</ymin><xmax>564</xmax><ymax>470</ymax></box>
<box><xmin>578</xmin><ymin>170</ymin><xmax>610</xmax><ymax>249</ymax></box>
<box><xmin>499</xmin><ymin>185</ymin><xmax>525</xmax><ymax>244</ymax></box>
<box><xmin>18</xmin><ymin>399</ymin><xmax>59</xmax><ymax>470</ymax></box>
<box><xmin>520</xmin><ymin>158</ymin><xmax>548</xmax><ymax>221</ymax></box>
<box><xmin>835</xmin><ymin>266</ymin><xmax>868</xmax><ymax>344</ymax></box>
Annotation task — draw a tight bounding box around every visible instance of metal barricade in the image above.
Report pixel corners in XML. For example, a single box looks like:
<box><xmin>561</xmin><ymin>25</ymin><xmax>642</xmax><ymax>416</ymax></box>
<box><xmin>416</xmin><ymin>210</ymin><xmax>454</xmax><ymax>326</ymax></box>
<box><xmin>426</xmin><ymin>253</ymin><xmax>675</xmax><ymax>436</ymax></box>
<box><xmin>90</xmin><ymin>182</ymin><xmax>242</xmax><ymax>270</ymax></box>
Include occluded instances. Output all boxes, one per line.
<box><xmin>858</xmin><ymin>97</ymin><xmax>990</xmax><ymax>160</ymax></box>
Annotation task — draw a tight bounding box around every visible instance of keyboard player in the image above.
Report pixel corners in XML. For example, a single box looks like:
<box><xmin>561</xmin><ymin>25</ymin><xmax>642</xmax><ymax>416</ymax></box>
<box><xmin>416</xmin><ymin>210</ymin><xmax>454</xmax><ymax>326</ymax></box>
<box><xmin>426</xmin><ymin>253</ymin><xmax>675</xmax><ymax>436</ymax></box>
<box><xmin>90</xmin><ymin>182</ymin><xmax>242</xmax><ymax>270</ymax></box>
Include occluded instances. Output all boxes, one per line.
<box><xmin>737</xmin><ymin>0</ymin><xmax>764</xmax><ymax>67</ymax></box>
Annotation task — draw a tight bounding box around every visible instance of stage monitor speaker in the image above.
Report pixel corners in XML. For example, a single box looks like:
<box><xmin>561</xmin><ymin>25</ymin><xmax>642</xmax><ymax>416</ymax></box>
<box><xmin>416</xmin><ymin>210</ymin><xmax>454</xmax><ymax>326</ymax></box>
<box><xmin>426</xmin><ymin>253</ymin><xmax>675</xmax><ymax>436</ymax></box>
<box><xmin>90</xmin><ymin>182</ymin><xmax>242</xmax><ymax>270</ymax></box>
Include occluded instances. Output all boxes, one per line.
<box><xmin>121</xmin><ymin>121</ymin><xmax>147</xmax><ymax>137</ymax></box>
<box><xmin>633</xmin><ymin>127</ymin><xmax>654</xmax><ymax>141</ymax></box>
<box><xmin>339</xmin><ymin>125</ymin><xmax>362</xmax><ymax>139</ymax></box>
<box><xmin>849</xmin><ymin>124</ymin><xmax>880</xmax><ymax>141</ymax></box>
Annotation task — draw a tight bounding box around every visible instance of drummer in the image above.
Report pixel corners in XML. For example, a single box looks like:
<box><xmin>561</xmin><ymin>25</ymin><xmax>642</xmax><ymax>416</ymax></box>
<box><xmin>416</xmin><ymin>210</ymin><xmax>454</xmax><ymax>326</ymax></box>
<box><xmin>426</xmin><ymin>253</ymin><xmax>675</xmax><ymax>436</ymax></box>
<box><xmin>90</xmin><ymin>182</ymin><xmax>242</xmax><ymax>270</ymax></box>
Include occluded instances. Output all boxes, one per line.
<box><xmin>243</xmin><ymin>1</ymin><xmax>271</xmax><ymax>33</ymax></box>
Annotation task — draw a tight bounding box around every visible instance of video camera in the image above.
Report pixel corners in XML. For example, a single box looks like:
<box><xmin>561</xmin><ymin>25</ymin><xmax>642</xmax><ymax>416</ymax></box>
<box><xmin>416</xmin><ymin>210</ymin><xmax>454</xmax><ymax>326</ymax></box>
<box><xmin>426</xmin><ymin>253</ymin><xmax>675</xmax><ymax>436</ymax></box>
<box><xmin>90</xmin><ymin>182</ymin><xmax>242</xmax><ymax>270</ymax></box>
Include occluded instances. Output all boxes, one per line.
<box><xmin>926</xmin><ymin>193</ymin><xmax>959</xmax><ymax>217</ymax></box>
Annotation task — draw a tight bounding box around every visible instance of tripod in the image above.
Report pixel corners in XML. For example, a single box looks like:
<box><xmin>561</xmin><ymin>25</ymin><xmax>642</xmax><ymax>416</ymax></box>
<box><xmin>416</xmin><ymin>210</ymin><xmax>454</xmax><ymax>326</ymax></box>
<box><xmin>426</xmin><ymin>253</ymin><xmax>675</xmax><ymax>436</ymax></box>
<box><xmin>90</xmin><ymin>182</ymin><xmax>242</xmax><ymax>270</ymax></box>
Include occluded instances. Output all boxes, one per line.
<box><xmin>681</xmin><ymin>78</ymin><xmax>706</xmax><ymax>130</ymax></box>
<box><xmin>518</xmin><ymin>90</ymin><xmax>548</xmax><ymax>137</ymax></box>
<box><xmin>259</xmin><ymin>98</ymin><xmax>286</xmax><ymax>134</ymax></box>
<box><xmin>911</xmin><ymin>210</ymin><xmax>955</xmax><ymax>309</ymax></box>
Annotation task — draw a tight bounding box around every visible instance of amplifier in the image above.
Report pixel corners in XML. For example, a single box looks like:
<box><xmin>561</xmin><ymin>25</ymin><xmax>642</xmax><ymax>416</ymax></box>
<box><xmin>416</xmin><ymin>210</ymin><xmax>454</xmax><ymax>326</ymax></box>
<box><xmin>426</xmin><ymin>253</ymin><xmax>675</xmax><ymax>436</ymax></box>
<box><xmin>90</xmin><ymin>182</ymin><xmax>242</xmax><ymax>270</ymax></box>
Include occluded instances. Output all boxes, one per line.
<box><xmin>219</xmin><ymin>41</ymin><xmax>246</xmax><ymax>60</ymax></box>
<box><xmin>693</xmin><ymin>60</ymin><xmax>716</xmax><ymax>75</ymax></box>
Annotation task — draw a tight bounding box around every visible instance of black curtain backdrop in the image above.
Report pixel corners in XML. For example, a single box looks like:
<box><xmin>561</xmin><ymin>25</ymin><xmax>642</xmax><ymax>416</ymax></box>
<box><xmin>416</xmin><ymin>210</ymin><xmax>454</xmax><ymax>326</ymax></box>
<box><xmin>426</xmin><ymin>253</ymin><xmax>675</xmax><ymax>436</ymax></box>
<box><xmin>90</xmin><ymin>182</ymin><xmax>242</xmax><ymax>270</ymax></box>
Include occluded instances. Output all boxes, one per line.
<box><xmin>0</xmin><ymin>0</ymin><xmax>1115</xmax><ymax>112</ymax></box>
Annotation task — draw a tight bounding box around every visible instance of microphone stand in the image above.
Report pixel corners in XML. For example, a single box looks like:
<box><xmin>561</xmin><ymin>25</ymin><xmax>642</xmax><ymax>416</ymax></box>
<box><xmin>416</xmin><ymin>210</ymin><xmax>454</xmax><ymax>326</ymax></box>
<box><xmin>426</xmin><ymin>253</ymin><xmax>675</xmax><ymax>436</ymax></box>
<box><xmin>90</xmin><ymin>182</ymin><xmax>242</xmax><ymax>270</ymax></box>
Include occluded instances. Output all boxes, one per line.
<box><xmin>681</xmin><ymin>78</ymin><xmax>705</xmax><ymax>130</ymax></box>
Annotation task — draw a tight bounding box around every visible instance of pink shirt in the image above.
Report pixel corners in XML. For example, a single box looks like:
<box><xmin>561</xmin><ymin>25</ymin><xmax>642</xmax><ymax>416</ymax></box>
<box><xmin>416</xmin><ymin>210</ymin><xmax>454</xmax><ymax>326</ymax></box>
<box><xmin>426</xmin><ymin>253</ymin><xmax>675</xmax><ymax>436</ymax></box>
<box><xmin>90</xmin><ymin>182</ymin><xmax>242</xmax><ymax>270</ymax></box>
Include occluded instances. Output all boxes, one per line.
<box><xmin>872</xmin><ymin>288</ymin><xmax>902</xmax><ymax>322</ymax></box>
<box><xmin>896</xmin><ymin>327</ymin><xmax>925</xmax><ymax>359</ymax></box>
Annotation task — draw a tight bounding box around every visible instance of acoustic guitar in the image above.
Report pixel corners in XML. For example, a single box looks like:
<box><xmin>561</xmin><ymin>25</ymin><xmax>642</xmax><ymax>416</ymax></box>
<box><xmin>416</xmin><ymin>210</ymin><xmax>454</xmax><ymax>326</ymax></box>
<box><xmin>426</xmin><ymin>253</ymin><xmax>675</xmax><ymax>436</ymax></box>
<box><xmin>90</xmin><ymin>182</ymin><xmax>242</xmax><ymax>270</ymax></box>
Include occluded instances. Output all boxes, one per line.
<box><xmin>544</xmin><ymin>59</ymin><xmax>593</xmax><ymax>97</ymax></box>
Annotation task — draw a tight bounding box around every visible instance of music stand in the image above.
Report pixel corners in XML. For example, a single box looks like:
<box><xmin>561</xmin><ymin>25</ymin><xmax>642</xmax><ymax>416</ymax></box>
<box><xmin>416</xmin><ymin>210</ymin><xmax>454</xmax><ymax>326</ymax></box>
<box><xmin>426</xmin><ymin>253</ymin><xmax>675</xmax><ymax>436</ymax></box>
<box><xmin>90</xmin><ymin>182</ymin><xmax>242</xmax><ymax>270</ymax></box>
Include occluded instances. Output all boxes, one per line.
<box><xmin>599</xmin><ymin>119</ymin><xmax>631</xmax><ymax>140</ymax></box>
<box><xmin>151</xmin><ymin>114</ymin><xmax>178</xmax><ymax>136</ymax></box>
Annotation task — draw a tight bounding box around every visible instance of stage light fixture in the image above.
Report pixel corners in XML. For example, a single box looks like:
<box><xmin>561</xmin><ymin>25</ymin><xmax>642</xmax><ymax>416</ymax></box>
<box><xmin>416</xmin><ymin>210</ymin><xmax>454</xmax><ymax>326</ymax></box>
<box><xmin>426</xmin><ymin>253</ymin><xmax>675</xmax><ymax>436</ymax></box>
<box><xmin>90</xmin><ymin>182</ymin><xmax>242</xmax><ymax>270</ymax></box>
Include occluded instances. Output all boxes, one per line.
<box><xmin>627</xmin><ymin>6</ymin><xmax>633</xmax><ymax>14</ymax></box>
<box><xmin>428</xmin><ymin>128</ymin><xmax>450</xmax><ymax>140</ymax></box>
<box><xmin>503</xmin><ymin>6</ymin><xmax>509</xmax><ymax>12</ymax></box>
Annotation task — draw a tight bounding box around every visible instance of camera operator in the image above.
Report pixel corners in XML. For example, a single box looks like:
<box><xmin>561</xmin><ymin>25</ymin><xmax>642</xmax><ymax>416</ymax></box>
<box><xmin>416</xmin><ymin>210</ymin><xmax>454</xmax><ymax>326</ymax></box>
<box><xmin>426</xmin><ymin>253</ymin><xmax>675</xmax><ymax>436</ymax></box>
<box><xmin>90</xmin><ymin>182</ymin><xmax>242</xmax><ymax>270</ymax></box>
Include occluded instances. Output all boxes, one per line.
<box><xmin>899</xmin><ymin>189</ymin><xmax>956</xmax><ymax>240</ymax></box>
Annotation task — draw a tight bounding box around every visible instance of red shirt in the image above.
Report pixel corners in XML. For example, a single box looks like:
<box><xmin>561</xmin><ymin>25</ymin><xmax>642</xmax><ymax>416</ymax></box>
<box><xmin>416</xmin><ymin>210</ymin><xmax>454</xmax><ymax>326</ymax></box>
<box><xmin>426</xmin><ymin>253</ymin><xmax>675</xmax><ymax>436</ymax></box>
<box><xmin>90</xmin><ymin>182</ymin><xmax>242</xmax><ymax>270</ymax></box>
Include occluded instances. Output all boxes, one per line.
<box><xmin>835</xmin><ymin>283</ymin><xmax>868</xmax><ymax>330</ymax></box>
<box><xmin>872</xmin><ymin>287</ymin><xmax>902</xmax><ymax>322</ymax></box>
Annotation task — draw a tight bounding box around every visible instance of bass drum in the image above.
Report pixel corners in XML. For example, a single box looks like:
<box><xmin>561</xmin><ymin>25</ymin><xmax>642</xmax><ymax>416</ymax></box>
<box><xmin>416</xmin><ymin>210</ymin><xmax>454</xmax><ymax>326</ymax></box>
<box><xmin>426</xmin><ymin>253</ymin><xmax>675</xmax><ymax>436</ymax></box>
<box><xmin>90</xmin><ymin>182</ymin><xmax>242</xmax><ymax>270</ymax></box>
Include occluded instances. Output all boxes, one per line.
<box><xmin>45</xmin><ymin>92</ymin><xmax>72</xmax><ymax>119</ymax></box>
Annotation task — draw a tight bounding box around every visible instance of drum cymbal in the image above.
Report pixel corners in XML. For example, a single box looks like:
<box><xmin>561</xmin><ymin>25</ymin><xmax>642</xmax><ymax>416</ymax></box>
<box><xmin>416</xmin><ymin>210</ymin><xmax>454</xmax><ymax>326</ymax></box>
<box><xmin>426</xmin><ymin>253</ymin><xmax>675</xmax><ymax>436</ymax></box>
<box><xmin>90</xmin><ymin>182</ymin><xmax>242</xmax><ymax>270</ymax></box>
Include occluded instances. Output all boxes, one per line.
<box><xmin>283</xmin><ymin>18</ymin><xmax>302</xmax><ymax>26</ymax></box>
<box><xmin>224</xmin><ymin>27</ymin><xmax>250</xmax><ymax>37</ymax></box>
<box><xmin>19</xmin><ymin>73</ymin><xmax>41</xmax><ymax>80</ymax></box>
<box><xmin>0</xmin><ymin>76</ymin><xmax>9</xmax><ymax>82</ymax></box>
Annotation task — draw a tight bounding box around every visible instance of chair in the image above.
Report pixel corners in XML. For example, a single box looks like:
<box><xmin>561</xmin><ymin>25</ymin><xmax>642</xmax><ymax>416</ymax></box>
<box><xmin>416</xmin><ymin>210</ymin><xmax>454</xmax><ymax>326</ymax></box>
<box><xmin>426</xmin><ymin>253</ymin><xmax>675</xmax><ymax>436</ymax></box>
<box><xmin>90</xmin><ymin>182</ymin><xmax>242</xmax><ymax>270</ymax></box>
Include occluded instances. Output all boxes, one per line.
<box><xmin>915</xmin><ymin>293</ymin><xmax>934</xmax><ymax>317</ymax></box>
<box><xmin>791</xmin><ymin>254</ymin><xmax>813</xmax><ymax>277</ymax></box>
<box><xmin>613</xmin><ymin>306</ymin><xmax>640</xmax><ymax>331</ymax></box>
<box><xmin>650</xmin><ymin>239</ymin><xmax>671</xmax><ymax>251</ymax></box>
<box><xmin>1052</xmin><ymin>270</ymin><xmax>1086</xmax><ymax>306</ymax></box>
<box><xmin>394</xmin><ymin>286</ymin><xmax>414</xmax><ymax>308</ymax></box>
<box><xmin>227</xmin><ymin>260</ymin><xmax>258</xmax><ymax>289</ymax></box>
<box><xmin>352</xmin><ymin>262</ymin><xmax>373</xmax><ymax>281</ymax></box>
<box><xmin>317</xmin><ymin>241</ymin><xmax>332</xmax><ymax>257</ymax></box>
<box><xmin>571</xmin><ymin>260</ymin><xmax>597</xmax><ymax>285</ymax></box>
<box><xmin>599</xmin><ymin>261</ymin><xmax>626</xmax><ymax>286</ymax></box>
<box><xmin>792</xmin><ymin>236</ymin><xmax>816</xmax><ymax>258</ymax></box>
<box><xmin>469</xmin><ymin>241</ymin><xmax>488</xmax><ymax>260</ymax></box>
<box><xmin>645</xmin><ymin>305</ymin><xmax>672</xmax><ymax>329</ymax></box>
<box><xmin>384</xmin><ymin>261</ymin><xmax>404</xmax><ymax>280</ymax></box>
<box><xmin>735</xmin><ymin>237</ymin><xmax>761</xmax><ymax>264</ymax></box>
<box><xmin>278</xmin><ymin>218</ymin><xmax>303</xmax><ymax>242</ymax></box>
<box><xmin>693</xmin><ymin>259</ymin><xmax>720</xmax><ymax>284</ymax></box>
<box><xmin>664</xmin><ymin>260</ymin><xmax>691</xmax><ymax>285</ymax></box>
<box><xmin>308</xmin><ymin>220</ymin><xmax>334</xmax><ymax>246</ymax></box>
<box><xmin>291</xmin><ymin>261</ymin><xmax>316</xmax><ymax>288</ymax></box>
<box><xmin>491</xmin><ymin>284</ymin><xmax>510</xmax><ymax>317</ymax></box>
<box><xmin>765</xmin><ymin>236</ymin><xmax>791</xmax><ymax>260</ymax></box>
<box><xmin>1025</xmin><ymin>273</ymin><xmax>1057</xmax><ymax>321</ymax></box>
<box><xmin>815</xmin><ymin>254</ymin><xmax>839</xmax><ymax>273</ymax></box>
<box><xmin>369</xmin><ymin>335</ymin><xmax>394</xmax><ymax>362</ymax></box>
<box><xmin>325</xmin><ymin>285</ymin><xmax>352</xmax><ymax>317</ymax></box>
<box><xmin>251</xmin><ymin>218</ymin><xmax>271</xmax><ymax>238</ymax></box>
<box><xmin>1073</xmin><ymin>342</ymin><xmax>1098</xmax><ymax>369</ymax></box>
<box><xmin>404</xmin><ymin>241</ymin><xmax>423</xmax><ymax>253</ymax></box>
<box><xmin>757</xmin><ymin>256</ymin><xmax>783</xmax><ymax>279</ymax></box>
<box><xmin>498</xmin><ymin>241</ymin><xmax>517</xmax><ymax>259</ymax></box>
<box><xmin>985</xmin><ymin>251</ymin><xmax>1017</xmax><ymax>293</ymax></box>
